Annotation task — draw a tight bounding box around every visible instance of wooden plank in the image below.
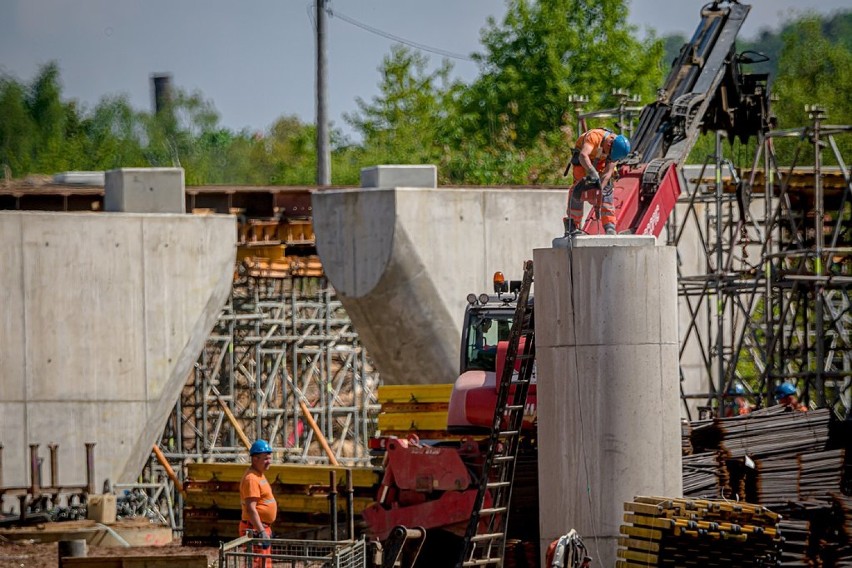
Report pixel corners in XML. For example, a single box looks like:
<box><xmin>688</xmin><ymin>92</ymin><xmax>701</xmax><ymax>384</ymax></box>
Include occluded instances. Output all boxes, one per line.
<box><xmin>617</xmin><ymin>547</ymin><xmax>659</xmax><ymax>563</ymax></box>
<box><xmin>618</xmin><ymin>536</ymin><xmax>660</xmax><ymax>552</ymax></box>
<box><xmin>186</xmin><ymin>463</ymin><xmax>380</xmax><ymax>487</ymax></box>
<box><xmin>624</xmin><ymin>502</ymin><xmax>665</xmax><ymax>517</ymax></box>
<box><xmin>624</xmin><ymin>513</ymin><xmax>674</xmax><ymax>529</ymax></box>
<box><xmin>620</xmin><ymin>525</ymin><xmax>663</xmax><ymax>541</ymax></box>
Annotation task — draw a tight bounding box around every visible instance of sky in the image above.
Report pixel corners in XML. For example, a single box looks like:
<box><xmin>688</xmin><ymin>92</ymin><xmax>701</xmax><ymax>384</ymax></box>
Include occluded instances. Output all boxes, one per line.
<box><xmin>1</xmin><ymin>0</ymin><xmax>849</xmax><ymax>142</ymax></box>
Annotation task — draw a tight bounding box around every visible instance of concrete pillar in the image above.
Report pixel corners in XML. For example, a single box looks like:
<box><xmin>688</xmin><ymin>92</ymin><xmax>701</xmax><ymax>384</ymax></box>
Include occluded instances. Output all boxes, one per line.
<box><xmin>534</xmin><ymin>236</ymin><xmax>682</xmax><ymax>566</ymax></box>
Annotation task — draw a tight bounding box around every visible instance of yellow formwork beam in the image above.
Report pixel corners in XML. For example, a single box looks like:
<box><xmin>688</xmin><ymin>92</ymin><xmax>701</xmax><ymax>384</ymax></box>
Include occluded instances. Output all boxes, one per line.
<box><xmin>184</xmin><ymin>491</ymin><xmax>374</xmax><ymax>514</ymax></box>
<box><xmin>186</xmin><ymin>463</ymin><xmax>380</xmax><ymax>487</ymax></box>
<box><xmin>377</xmin><ymin>411</ymin><xmax>449</xmax><ymax>432</ymax></box>
<box><xmin>376</xmin><ymin>384</ymin><xmax>453</xmax><ymax>404</ymax></box>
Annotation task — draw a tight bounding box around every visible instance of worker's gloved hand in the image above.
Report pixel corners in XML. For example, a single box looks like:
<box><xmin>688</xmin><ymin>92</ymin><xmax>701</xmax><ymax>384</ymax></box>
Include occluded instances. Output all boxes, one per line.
<box><xmin>253</xmin><ymin>529</ymin><xmax>272</xmax><ymax>549</ymax></box>
<box><xmin>584</xmin><ymin>175</ymin><xmax>601</xmax><ymax>188</ymax></box>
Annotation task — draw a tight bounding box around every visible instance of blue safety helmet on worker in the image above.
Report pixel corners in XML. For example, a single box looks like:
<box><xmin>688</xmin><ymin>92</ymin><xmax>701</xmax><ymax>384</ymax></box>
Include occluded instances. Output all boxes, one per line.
<box><xmin>774</xmin><ymin>382</ymin><xmax>797</xmax><ymax>401</ymax></box>
<box><xmin>610</xmin><ymin>134</ymin><xmax>631</xmax><ymax>161</ymax></box>
<box><xmin>250</xmin><ymin>439</ymin><xmax>273</xmax><ymax>455</ymax></box>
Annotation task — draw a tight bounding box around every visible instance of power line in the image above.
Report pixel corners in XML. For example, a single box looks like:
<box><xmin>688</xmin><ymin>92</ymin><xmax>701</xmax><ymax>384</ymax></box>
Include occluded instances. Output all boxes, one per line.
<box><xmin>326</xmin><ymin>7</ymin><xmax>475</xmax><ymax>62</ymax></box>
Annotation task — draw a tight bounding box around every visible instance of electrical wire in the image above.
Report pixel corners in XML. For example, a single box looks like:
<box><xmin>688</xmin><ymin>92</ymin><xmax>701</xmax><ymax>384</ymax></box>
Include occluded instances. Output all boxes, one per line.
<box><xmin>325</xmin><ymin>6</ymin><xmax>475</xmax><ymax>62</ymax></box>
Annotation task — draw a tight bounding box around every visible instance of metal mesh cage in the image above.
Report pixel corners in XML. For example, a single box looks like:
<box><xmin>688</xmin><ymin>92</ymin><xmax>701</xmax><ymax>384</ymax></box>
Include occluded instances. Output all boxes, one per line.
<box><xmin>219</xmin><ymin>536</ymin><xmax>367</xmax><ymax>568</ymax></box>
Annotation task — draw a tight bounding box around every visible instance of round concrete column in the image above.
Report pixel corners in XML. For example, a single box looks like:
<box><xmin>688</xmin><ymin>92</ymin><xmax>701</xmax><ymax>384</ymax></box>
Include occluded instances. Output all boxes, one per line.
<box><xmin>533</xmin><ymin>236</ymin><xmax>682</xmax><ymax>566</ymax></box>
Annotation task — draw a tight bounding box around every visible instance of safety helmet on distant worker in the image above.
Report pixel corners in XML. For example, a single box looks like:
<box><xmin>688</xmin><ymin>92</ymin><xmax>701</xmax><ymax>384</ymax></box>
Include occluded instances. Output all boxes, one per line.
<box><xmin>726</xmin><ymin>383</ymin><xmax>745</xmax><ymax>396</ymax></box>
<box><xmin>250</xmin><ymin>439</ymin><xmax>273</xmax><ymax>455</ymax></box>
<box><xmin>774</xmin><ymin>382</ymin><xmax>798</xmax><ymax>401</ymax></box>
<box><xmin>609</xmin><ymin>135</ymin><xmax>631</xmax><ymax>161</ymax></box>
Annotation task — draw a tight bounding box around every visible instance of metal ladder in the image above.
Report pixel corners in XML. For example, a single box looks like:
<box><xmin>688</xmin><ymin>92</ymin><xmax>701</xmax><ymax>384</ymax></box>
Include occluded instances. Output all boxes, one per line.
<box><xmin>457</xmin><ymin>259</ymin><xmax>536</xmax><ymax>568</ymax></box>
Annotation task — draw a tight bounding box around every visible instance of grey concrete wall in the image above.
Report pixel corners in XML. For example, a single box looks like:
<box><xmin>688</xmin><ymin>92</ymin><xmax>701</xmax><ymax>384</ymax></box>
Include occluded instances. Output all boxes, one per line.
<box><xmin>534</xmin><ymin>238</ymin><xmax>682</xmax><ymax>566</ymax></box>
<box><xmin>312</xmin><ymin>187</ymin><xmax>566</xmax><ymax>384</ymax></box>
<box><xmin>0</xmin><ymin>211</ymin><xmax>235</xmax><ymax>499</ymax></box>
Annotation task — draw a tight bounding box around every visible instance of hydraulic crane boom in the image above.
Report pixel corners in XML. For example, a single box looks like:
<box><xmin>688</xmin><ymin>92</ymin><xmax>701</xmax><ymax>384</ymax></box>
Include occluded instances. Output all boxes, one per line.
<box><xmin>585</xmin><ymin>0</ymin><xmax>770</xmax><ymax>236</ymax></box>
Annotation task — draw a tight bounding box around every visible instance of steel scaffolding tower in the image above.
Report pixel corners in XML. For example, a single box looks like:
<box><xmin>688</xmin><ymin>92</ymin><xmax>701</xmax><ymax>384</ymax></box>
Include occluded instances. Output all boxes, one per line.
<box><xmin>672</xmin><ymin>107</ymin><xmax>852</xmax><ymax>420</ymax></box>
<box><xmin>156</xmin><ymin>272</ymin><xmax>380</xmax><ymax>467</ymax></box>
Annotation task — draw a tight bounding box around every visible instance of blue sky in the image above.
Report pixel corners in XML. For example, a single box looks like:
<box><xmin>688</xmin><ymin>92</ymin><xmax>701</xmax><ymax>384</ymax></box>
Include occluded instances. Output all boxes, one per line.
<box><xmin>1</xmin><ymin>1</ymin><xmax>848</xmax><ymax>140</ymax></box>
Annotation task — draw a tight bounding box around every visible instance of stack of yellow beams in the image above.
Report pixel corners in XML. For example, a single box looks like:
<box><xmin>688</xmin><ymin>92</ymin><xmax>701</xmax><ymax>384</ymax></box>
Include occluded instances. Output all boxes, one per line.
<box><xmin>617</xmin><ymin>496</ymin><xmax>781</xmax><ymax>567</ymax></box>
<box><xmin>183</xmin><ymin>463</ymin><xmax>380</xmax><ymax>544</ymax></box>
<box><xmin>375</xmin><ymin>384</ymin><xmax>460</xmax><ymax>441</ymax></box>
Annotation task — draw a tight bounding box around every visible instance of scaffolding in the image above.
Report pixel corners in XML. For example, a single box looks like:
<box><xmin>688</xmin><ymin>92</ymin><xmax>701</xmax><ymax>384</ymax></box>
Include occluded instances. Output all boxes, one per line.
<box><xmin>671</xmin><ymin>107</ymin><xmax>852</xmax><ymax>420</ymax></box>
<box><xmin>161</xmin><ymin>274</ymin><xmax>380</xmax><ymax>465</ymax></box>
<box><xmin>150</xmin><ymin>273</ymin><xmax>381</xmax><ymax>530</ymax></box>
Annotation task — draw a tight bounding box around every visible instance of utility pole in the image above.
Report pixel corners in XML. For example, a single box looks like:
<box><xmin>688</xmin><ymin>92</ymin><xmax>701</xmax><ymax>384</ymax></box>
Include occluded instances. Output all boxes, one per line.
<box><xmin>316</xmin><ymin>0</ymin><xmax>331</xmax><ymax>186</ymax></box>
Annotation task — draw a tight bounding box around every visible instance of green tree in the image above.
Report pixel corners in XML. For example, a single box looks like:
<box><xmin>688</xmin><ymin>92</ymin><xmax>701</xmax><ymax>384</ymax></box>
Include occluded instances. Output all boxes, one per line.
<box><xmin>772</xmin><ymin>15</ymin><xmax>852</xmax><ymax>165</ymax></box>
<box><xmin>457</xmin><ymin>0</ymin><xmax>664</xmax><ymax>149</ymax></box>
<box><xmin>346</xmin><ymin>45</ymin><xmax>455</xmax><ymax>169</ymax></box>
<box><xmin>0</xmin><ymin>75</ymin><xmax>35</xmax><ymax>176</ymax></box>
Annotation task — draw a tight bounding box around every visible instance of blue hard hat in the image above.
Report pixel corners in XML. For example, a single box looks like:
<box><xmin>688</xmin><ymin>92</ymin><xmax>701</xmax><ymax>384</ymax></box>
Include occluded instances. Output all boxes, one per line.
<box><xmin>610</xmin><ymin>135</ymin><xmax>631</xmax><ymax>161</ymax></box>
<box><xmin>727</xmin><ymin>383</ymin><xmax>745</xmax><ymax>396</ymax></box>
<box><xmin>774</xmin><ymin>382</ymin><xmax>797</xmax><ymax>401</ymax></box>
<box><xmin>250</xmin><ymin>439</ymin><xmax>273</xmax><ymax>455</ymax></box>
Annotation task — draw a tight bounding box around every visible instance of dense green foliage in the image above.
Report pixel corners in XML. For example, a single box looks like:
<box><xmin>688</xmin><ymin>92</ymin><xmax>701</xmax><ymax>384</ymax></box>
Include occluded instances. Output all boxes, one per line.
<box><xmin>1</xmin><ymin>2</ymin><xmax>849</xmax><ymax>185</ymax></box>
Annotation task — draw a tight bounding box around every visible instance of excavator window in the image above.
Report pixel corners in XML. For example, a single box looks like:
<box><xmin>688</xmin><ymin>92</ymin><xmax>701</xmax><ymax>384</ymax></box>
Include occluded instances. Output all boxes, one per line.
<box><xmin>463</xmin><ymin>312</ymin><xmax>513</xmax><ymax>372</ymax></box>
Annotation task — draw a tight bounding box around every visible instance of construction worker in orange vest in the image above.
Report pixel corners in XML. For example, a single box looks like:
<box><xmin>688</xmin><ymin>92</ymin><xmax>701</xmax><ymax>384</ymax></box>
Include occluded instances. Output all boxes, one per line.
<box><xmin>240</xmin><ymin>439</ymin><xmax>277</xmax><ymax>567</ymax></box>
<box><xmin>563</xmin><ymin>128</ymin><xmax>631</xmax><ymax>236</ymax></box>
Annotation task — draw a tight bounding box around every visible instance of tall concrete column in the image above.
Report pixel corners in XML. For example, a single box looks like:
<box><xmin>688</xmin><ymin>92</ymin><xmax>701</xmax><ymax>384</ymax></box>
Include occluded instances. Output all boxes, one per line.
<box><xmin>534</xmin><ymin>236</ymin><xmax>682</xmax><ymax>566</ymax></box>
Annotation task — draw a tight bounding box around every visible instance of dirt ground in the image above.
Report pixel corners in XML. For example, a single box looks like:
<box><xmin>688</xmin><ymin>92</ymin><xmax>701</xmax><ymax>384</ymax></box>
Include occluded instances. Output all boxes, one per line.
<box><xmin>0</xmin><ymin>541</ymin><xmax>220</xmax><ymax>568</ymax></box>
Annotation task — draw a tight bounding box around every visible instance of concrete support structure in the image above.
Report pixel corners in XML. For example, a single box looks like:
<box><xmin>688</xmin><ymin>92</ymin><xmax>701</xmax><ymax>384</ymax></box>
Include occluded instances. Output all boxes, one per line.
<box><xmin>312</xmin><ymin>186</ymin><xmax>565</xmax><ymax>384</ymax></box>
<box><xmin>0</xmin><ymin>211</ymin><xmax>235</xmax><ymax>503</ymax></box>
<box><xmin>534</xmin><ymin>237</ymin><xmax>682</xmax><ymax>566</ymax></box>
<box><xmin>105</xmin><ymin>168</ymin><xmax>185</xmax><ymax>213</ymax></box>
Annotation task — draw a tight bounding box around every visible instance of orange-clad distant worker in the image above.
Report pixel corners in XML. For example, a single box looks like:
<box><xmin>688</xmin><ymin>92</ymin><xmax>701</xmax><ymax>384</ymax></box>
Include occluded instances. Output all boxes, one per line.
<box><xmin>722</xmin><ymin>383</ymin><xmax>752</xmax><ymax>417</ymax></box>
<box><xmin>774</xmin><ymin>382</ymin><xmax>807</xmax><ymax>412</ymax></box>
<box><xmin>563</xmin><ymin>128</ymin><xmax>631</xmax><ymax>236</ymax></box>
<box><xmin>240</xmin><ymin>439</ymin><xmax>277</xmax><ymax>567</ymax></box>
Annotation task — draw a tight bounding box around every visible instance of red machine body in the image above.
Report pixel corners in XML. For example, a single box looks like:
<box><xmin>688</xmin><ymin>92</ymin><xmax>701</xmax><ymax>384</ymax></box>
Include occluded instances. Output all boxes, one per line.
<box><xmin>362</xmin><ymin>437</ymin><xmax>491</xmax><ymax>540</ymax></box>
<box><xmin>582</xmin><ymin>162</ymin><xmax>682</xmax><ymax>237</ymax></box>
<box><xmin>447</xmin><ymin>338</ymin><xmax>537</xmax><ymax>432</ymax></box>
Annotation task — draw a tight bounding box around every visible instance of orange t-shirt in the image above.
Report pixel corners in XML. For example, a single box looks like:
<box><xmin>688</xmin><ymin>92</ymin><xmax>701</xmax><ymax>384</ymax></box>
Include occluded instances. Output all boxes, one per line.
<box><xmin>240</xmin><ymin>469</ymin><xmax>277</xmax><ymax>524</ymax></box>
<box><xmin>571</xmin><ymin>128</ymin><xmax>612</xmax><ymax>182</ymax></box>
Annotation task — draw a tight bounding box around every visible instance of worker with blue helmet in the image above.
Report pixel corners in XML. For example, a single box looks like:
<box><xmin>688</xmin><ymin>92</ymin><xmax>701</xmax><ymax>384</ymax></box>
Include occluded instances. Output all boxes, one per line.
<box><xmin>722</xmin><ymin>382</ymin><xmax>751</xmax><ymax>417</ymax></box>
<box><xmin>774</xmin><ymin>382</ymin><xmax>807</xmax><ymax>411</ymax></box>
<box><xmin>564</xmin><ymin>128</ymin><xmax>632</xmax><ymax>236</ymax></box>
<box><xmin>240</xmin><ymin>439</ymin><xmax>276</xmax><ymax>564</ymax></box>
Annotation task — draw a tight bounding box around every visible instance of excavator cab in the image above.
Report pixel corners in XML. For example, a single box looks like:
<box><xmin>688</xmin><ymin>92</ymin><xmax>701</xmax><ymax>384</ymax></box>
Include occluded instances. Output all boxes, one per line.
<box><xmin>449</xmin><ymin>285</ymin><xmax>536</xmax><ymax>433</ymax></box>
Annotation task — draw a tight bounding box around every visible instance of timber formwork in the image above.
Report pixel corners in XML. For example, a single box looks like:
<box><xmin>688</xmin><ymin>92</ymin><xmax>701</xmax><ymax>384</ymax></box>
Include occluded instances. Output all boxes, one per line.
<box><xmin>671</xmin><ymin>107</ymin><xmax>852</xmax><ymax>420</ymax></box>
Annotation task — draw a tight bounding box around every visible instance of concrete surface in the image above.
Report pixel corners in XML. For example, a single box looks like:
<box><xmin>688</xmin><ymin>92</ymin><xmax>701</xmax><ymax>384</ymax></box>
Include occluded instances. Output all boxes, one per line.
<box><xmin>0</xmin><ymin>211</ymin><xmax>235</xmax><ymax>502</ymax></box>
<box><xmin>534</xmin><ymin>238</ymin><xmax>682</xmax><ymax>566</ymax></box>
<box><xmin>360</xmin><ymin>165</ymin><xmax>437</xmax><ymax>188</ymax></box>
<box><xmin>105</xmin><ymin>168</ymin><xmax>185</xmax><ymax>213</ymax></box>
<box><xmin>312</xmin><ymin>186</ymin><xmax>567</xmax><ymax>384</ymax></box>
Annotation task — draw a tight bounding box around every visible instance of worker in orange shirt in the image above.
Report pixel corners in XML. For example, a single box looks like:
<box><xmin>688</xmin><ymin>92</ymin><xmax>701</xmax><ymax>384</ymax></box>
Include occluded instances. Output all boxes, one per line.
<box><xmin>563</xmin><ymin>128</ymin><xmax>631</xmax><ymax>236</ymax></box>
<box><xmin>774</xmin><ymin>382</ymin><xmax>807</xmax><ymax>412</ymax></box>
<box><xmin>240</xmin><ymin>439</ymin><xmax>277</xmax><ymax>567</ymax></box>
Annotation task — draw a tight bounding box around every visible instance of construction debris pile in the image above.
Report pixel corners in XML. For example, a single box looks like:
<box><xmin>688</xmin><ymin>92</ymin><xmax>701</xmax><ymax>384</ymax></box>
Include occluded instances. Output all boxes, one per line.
<box><xmin>679</xmin><ymin>407</ymin><xmax>852</xmax><ymax>566</ymax></box>
<box><xmin>618</xmin><ymin>496</ymin><xmax>782</xmax><ymax>567</ymax></box>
